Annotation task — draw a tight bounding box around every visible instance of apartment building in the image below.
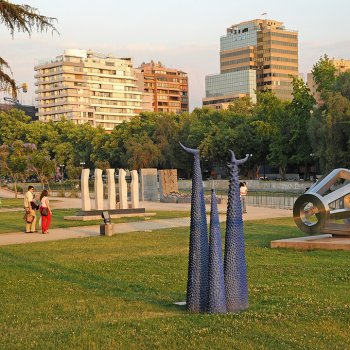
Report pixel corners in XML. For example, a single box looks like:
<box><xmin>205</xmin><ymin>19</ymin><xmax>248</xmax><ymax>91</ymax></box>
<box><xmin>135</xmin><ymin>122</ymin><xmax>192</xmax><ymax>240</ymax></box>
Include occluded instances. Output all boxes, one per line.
<box><xmin>35</xmin><ymin>49</ymin><xmax>143</xmax><ymax>131</ymax></box>
<box><xmin>138</xmin><ymin>61</ymin><xmax>189</xmax><ymax>113</ymax></box>
<box><xmin>203</xmin><ymin>18</ymin><xmax>299</xmax><ymax>109</ymax></box>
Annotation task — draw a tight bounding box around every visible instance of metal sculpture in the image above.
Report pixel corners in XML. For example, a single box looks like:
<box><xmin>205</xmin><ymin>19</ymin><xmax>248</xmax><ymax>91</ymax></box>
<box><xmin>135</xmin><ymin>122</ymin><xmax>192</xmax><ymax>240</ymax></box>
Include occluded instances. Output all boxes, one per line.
<box><xmin>180</xmin><ymin>143</ymin><xmax>209</xmax><ymax>312</ymax></box>
<box><xmin>294</xmin><ymin>168</ymin><xmax>350</xmax><ymax>236</ymax></box>
<box><xmin>208</xmin><ymin>189</ymin><xmax>227</xmax><ymax>314</ymax></box>
<box><xmin>224</xmin><ymin>150</ymin><xmax>249</xmax><ymax>312</ymax></box>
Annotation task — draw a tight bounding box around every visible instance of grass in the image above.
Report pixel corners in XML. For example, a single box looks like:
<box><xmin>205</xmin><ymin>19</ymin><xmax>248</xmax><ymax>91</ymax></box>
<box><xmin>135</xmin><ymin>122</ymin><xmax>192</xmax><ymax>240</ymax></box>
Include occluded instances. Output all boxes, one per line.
<box><xmin>0</xmin><ymin>217</ymin><xmax>349</xmax><ymax>349</ymax></box>
<box><xmin>0</xmin><ymin>209</ymin><xmax>190</xmax><ymax>234</ymax></box>
<box><xmin>0</xmin><ymin>198</ymin><xmax>25</xmax><ymax>208</ymax></box>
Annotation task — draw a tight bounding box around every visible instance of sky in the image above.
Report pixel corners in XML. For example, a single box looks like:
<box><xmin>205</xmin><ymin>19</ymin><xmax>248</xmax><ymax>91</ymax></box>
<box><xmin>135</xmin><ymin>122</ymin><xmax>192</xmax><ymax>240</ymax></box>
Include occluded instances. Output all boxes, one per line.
<box><xmin>2</xmin><ymin>0</ymin><xmax>350</xmax><ymax>110</ymax></box>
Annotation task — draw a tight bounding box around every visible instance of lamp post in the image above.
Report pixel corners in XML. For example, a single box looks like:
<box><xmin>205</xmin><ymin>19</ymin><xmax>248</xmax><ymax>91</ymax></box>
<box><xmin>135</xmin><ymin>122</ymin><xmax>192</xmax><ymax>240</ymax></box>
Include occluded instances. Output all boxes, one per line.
<box><xmin>248</xmin><ymin>154</ymin><xmax>253</xmax><ymax>179</ymax></box>
<box><xmin>310</xmin><ymin>154</ymin><xmax>315</xmax><ymax>181</ymax></box>
<box><xmin>59</xmin><ymin>164</ymin><xmax>65</xmax><ymax>180</ymax></box>
<box><xmin>80</xmin><ymin>161</ymin><xmax>86</xmax><ymax>168</ymax></box>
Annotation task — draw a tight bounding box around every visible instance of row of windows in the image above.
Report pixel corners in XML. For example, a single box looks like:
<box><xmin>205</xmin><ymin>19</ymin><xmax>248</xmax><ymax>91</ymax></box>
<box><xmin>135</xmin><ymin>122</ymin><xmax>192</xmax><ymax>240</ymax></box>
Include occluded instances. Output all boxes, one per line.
<box><xmin>263</xmin><ymin>64</ymin><xmax>298</xmax><ymax>71</ymax></box>
<box><xmin>260</xmin><ymin>48</ymin><xmax>298</xmax><ymax>56</ymax></box>
<box><xmin>257</xmin><ymin>80</ymin><xmax>293</xmax><ymax>87</ymax></box>
<box><xmin>270</xmin><ymin>40</ymin><xmax>298</xmax><ymax>47</ymax></box>
<box><xmin>257</xmin><ymin>72</ymin><xmax>296</xmax><ymax>79</ymax></box>
<box><xmin>220</xmin><ymin>66</ymin><xmax>254</xmax><ymax>73</ymax></box>
<box><xmin>266</xmin><ymin>31</ymin><xmax>297</xmax><ymax>40</ymax></box>
<box><xmin>221</xmin><ymin>57</ymin><xmax>252</xmax><ymax>66</ymax></box>
<box><xmin>220</xmin><ymin>49</ymin><xmax>253</xmax><ymax>59</ymax></box>
<box><xmin>258</xmin><ymin>56</ymin><xmax>298</xmax><ymax>63</ymax></box>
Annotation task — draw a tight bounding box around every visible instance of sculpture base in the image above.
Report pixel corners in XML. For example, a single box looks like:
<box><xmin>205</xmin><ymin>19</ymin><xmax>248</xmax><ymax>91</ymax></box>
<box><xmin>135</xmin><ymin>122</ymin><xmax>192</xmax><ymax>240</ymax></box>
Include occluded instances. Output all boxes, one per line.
<box><xmin>271</xmin><ymin>234</ymin><xmax>350</xmax><ymax>251</ymax></box>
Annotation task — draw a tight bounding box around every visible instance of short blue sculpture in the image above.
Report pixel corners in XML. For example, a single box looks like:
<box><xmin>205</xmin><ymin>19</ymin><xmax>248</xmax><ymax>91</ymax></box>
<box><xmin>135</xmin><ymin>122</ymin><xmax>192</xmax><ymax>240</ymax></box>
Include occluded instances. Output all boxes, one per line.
<box><xmin>208</xmin><ymin>189</ymin><xmax>227</xmax><ymax>314</ymax></box>
<box><xmin>224</xmin><ymin>150</ymin><xmax>249</xmax><ymax>312</ymax></box>
<box><xmin>180</xmin><ymin>143</ymin><xmax>209</xmax><ymax>312</ymax></box>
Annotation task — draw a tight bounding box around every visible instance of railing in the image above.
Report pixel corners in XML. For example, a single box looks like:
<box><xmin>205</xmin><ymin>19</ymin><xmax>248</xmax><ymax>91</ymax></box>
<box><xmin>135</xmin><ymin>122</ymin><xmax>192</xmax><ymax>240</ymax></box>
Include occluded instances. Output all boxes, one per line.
<box><xmin>245</xmin><ymin>191</ymin><xmax>300</xmax><ymax>209</ymax></box>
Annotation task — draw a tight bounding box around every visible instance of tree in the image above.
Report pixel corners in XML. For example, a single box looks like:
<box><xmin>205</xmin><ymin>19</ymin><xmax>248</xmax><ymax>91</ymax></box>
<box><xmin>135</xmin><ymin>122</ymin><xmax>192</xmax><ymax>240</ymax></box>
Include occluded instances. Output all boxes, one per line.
<box><xmin>0</xmin><ymin>0</ymin><xmax>57</xmax><ymax>97</ymax></box>
<box><xmin>126</xmin><ymin>133</ymin><xmax>161</xmax><ymax>169</ymax></box>
<box><xmin>311</xmin><ymin>54</ymin><xmax>336</xmax><ymax>97</ymax></box>
<box><xmin>288</xmin><ymin>77</ymin><xmax>316</xmax><ymax>179</ymax></box>
<box><xmin>0</xmin><ymin>140</ymin><xmax>36</xmax><ymax>197</ymax></box>
<box><xmin>29</xmin><ymin>150</ymin><xmax>56</xmax><ymax>189</ymax></box>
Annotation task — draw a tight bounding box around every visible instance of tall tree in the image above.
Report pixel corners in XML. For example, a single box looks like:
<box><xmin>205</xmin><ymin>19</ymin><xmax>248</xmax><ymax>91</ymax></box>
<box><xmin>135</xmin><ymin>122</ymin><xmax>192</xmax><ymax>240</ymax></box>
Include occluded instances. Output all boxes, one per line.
<box><xmin>311</xmin><ymin>54</ymin><xmax>337</xmax><ymax>97</ymax></box>
<box><xmin>0</xmin><ymin>0</ymin><xmax>57</xmax><ymax>97</ymax></box>
<box><xmin>0</xmin><ymin>140</ymin><xmax>36</xmax><ymax>197</ymax></box>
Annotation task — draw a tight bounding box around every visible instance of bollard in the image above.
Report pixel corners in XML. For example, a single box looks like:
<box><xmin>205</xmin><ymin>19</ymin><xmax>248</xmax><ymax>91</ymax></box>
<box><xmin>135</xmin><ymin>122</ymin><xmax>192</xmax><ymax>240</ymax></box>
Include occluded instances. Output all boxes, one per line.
<box><xmin>100</xmin><ymin>223</ymin><xmax>113</xmax><ymax>236</ymax></box>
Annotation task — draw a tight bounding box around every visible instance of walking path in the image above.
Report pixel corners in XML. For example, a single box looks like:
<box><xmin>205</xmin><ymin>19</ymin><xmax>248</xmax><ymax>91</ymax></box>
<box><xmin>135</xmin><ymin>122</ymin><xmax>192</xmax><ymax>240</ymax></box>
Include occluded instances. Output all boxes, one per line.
<box><xmin>0</xmin><ymin>186</ymin><xmax>292</xmax><ymax>247</ymax></box>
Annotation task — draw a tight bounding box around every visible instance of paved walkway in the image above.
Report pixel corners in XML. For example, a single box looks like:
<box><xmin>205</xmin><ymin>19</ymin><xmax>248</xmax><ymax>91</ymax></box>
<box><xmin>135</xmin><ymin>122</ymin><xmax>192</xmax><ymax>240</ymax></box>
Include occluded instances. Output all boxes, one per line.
<box><xmin>0</xmin><ymin>186</ymin><xmax>292</xmax><ymax>246</ymax></box>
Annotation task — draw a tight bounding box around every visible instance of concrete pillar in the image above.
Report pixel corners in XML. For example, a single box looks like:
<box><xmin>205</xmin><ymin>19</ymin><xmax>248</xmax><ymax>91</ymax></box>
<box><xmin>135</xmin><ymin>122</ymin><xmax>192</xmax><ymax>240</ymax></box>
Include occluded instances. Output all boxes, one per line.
<box><xmin>130</xmin><ymin>170</ymin><xmax>139</xmax><ymax>209</ymax></box>
<box><xmin>119</xmin><ymin>168</ymin><xmax>128</xmax><ymax>209</ymax></box>
<box><xmin>81</xmin><ymin>168</ymin><xmax>91</xmax><ymax>211</ymax></box>
<box><xmin>94</xmin><ymin>168</ymin><xmax>104</xmax><ymax>210</ymax></box>
<box><xmin>106</xmin><ymin>168</ymin><xmax>116</xmax><ymax>210</ymax></box>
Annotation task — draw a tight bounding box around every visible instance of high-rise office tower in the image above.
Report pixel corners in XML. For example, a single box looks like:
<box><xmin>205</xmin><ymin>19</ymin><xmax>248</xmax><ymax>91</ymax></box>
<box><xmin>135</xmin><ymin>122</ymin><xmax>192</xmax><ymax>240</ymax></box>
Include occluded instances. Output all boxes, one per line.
<box><xmin>139</xmin><ymin>61</ymin><xmax>189</xmax><ymax>113</ymax></box>
<box><xmin>203</xmin><ymin>19</ymin><xmax>298</xmax><ymax>109</ymax></box>
<box><xmin>35</xmin><ymin>49</ymin><xmax>143</xmax><ymax>131</ymax></box>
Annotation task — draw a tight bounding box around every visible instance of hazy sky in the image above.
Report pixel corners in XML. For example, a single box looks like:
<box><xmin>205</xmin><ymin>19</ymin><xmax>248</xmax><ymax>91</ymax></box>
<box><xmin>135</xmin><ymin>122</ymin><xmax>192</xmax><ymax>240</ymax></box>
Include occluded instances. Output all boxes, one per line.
<box><xmin>2</xmin><ymin>0</ymin><xmax>350</xmax><ymax>109</ymax></box>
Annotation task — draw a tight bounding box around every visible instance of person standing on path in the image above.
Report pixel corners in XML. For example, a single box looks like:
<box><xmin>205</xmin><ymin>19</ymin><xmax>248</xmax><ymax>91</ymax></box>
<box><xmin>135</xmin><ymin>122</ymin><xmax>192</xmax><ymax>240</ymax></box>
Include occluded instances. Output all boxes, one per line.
<box><xmin>24</xmin><ymin>186</ymin><xmax>37</xmax><ymax>233</ymax></box>
<box><xmin>240</xmin><ymin>182</ymin><xmax>248</xmax><ymax>214</ymax></box>
<box><xmin>40</xmin><ymin>190</ymin><xmax>52</xmax><ymax>234</ymax></box>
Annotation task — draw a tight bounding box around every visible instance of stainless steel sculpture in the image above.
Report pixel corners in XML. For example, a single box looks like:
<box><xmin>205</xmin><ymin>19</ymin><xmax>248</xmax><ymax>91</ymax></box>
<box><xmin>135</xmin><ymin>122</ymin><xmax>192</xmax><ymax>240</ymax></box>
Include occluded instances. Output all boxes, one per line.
<box><xmin>293</xmin><ymin>168</ymin><xmax>350</xmax><ymax>236</ymax></box>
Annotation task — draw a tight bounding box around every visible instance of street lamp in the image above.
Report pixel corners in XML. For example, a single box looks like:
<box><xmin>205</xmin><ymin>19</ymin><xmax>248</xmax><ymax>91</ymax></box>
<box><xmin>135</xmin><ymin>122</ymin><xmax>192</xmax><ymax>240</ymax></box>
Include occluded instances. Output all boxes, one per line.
<box><xmin>59</xmin><ymin>164</ymin><xmax>65</xmax><ymax>180</ymax></box>
<box><xmin>310</xmin><ymin>154</ymin><xmax>316</xmax><ymax>181</ymax></box>
<box><xmin>248</xmin><ymin>154</ymin><xmax>253</xmax><ymax>179</ymax></box>
<box><xmin>80</xmin><ymin>161</ymin><xmax>86</xmax><ymax>168</ymax></box>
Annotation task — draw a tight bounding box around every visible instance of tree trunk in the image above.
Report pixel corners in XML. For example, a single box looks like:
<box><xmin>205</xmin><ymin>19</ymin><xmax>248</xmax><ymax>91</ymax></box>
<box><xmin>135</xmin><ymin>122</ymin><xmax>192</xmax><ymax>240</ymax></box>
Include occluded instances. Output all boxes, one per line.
<box><xmin>279</xmin><ymin>166</ymin><xmax>287</xmax><ymax>181</ymax></box>
<box><xmin>14</xmin><ymin>182</ymin><xmax>18</xmax><ymax>199</ymax></box>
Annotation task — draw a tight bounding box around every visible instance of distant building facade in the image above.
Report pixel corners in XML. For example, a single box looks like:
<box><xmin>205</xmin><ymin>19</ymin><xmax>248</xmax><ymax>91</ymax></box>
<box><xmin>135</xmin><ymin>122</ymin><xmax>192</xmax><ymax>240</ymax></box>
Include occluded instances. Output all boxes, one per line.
<box><xmin>203</xmin><ymin>18</ymin><xmax>299</xmax><ymax>109</ymax></box>
<box><xmin>34</xmin><ymin>49</ymin><xmax>143</xmax><ymax>131</ymax></box>
<box><xmin>138</xmin><ymin>61</ymin><xmax>189</xmax><ymax>113</ymax></box>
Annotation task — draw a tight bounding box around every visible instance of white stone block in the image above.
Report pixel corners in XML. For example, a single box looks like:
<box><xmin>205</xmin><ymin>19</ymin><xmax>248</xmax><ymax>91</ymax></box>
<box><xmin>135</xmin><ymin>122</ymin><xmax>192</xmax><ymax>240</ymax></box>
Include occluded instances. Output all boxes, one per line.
<box><xmin>107</xmin><ymin>168</ymin><xmax>116</xmax><ymax>210</ymax></box>
<box><xmin>81</xmin><ymin>168</ymin><xmax>91</xmax><ymax>211</ymax></box>
<box><xmin>94</xmin><ymin>168</ymin><xmax>104</xmax><ymax>210</ymax></box>
<box><xmin>119</xmin><ymin>169</ymin><xmax>128</xmax><ymax>209</ymax></box>
<box><xmin>131</xmin><ymin>170</ymin><xmax>139</xmax><ymax>209</ymax></box>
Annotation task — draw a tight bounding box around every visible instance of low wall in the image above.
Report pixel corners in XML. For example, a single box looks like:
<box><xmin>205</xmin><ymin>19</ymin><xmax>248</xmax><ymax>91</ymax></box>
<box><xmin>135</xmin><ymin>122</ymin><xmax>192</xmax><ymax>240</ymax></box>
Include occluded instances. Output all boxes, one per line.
<box><xmin>178</xmin><ymin>179</ymin><xmax>312</xmax><ymax>193</ymax></box>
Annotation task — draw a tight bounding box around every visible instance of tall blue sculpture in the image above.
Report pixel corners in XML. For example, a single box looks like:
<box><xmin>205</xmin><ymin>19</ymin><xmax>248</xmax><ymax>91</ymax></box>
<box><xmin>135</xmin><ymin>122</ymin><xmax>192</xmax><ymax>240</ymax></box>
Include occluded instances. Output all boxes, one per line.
<box><xmin>180</xmin><ymin>143</ymin><xmax>209</xmax><ymax>312</ymax></box>
<box><xmin>208</xmin><ymin>189</ymin><xmax>227</xmax><ymax>314</ymax></box>
<box><xmin>224</xmin><ymin>150</ymin><xmax>249</xmax><ymax>312</ymax></box>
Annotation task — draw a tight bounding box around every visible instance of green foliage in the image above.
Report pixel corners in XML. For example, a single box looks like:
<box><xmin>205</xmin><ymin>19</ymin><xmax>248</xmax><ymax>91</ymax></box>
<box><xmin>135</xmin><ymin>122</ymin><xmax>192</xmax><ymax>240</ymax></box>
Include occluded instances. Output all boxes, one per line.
<box><xmin>0</xmin><ymin>140</ymin><xmax>35</xmax><ymax>197</ymax></box>
<box><xmin>312</xmin><ymin>54</ymin><xmax>337</xmax><ymax>95</ymax></box>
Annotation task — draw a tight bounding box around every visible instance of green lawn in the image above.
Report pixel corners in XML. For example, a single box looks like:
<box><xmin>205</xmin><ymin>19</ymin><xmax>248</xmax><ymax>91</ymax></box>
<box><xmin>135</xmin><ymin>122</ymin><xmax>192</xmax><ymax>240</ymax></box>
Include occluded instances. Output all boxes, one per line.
<box><xmin>0</xmin><ymin>198</ymin><xmax>24</xmax><ymax>208</ymax></box>
<box><xmin>0</xmin><ymin>217</ymin><xmax>349</xmax><ymax>349</ymax></box>
<box><xmin>0</xmin><ymin>209</ymin><xmax>190</xmax><ymax>234</ymax></box>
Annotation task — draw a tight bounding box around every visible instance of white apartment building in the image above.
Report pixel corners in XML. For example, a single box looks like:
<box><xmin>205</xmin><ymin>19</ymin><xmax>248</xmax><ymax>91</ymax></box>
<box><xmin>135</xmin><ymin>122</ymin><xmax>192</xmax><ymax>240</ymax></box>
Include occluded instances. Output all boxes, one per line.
<box><xmin>35</xmin><ymin>49</ymin><xmax>143</xmax><ymax>131</ymax></box>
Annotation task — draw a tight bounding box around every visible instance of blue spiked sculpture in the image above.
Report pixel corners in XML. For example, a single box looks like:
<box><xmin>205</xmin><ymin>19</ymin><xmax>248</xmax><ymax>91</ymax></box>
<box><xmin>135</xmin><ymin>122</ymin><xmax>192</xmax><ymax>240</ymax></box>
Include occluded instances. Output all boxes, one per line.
<box><xmin>180</xmin><ymin>143</ymin><xmax>209</xmax><ymax>312</ymax></box>
<box><xmin>208</xmin><ymin>189</ymin><xmax>227</xmax><ymax>314</ymax></box>
<box><xmin>224</xmin><ymin>150</ymin><xmax>249</xmax><ymax>312</ymax></box>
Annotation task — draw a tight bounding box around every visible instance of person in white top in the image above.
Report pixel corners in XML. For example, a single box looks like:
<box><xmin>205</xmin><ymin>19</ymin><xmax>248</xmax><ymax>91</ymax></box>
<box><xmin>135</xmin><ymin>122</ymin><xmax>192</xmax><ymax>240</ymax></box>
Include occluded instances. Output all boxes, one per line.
<box><xmin>23</xmin><ymin>185</ymin><xmax>37</xmax><ymax>233</ymax></box>
<box><xmin>240</xmin><ymin>181</ymin><xmax>248</xmax><ymax>214</ymax></box>
<box><xmin>39</xmin><ymin>189</ymin><xmax>52</xmax><ymax>234</ymax></box>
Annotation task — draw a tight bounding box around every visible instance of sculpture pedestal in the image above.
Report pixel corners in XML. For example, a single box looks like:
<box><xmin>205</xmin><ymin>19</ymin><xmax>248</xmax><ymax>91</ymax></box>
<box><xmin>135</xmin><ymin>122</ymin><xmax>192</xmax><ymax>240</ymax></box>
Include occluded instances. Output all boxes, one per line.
<box><xmin>271</xmin><ymin>234</ymin><xmax>350</xmax><ymax>251</ymax></box>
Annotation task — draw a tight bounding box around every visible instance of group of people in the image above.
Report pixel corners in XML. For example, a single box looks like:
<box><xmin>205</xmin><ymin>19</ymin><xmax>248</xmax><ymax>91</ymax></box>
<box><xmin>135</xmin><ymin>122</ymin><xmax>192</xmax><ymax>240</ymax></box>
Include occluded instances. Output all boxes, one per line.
<box><xmin>24</xmin><ymin>186</ymin><xmax>52</xmax><ymax>234</ymax></box>
<box><xmin>239</xmin><ymin>181</ymin><xmax>248</xmax><ymax>214</ymax></box>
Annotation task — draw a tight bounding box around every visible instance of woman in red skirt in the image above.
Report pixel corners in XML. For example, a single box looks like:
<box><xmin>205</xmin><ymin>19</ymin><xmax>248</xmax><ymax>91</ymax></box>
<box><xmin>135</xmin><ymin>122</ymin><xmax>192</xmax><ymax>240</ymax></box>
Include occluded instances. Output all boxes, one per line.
<box><xmin>40</xmin><ymin>190</ymin><xmax>52</xmax><ymax>234</ymax></box>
